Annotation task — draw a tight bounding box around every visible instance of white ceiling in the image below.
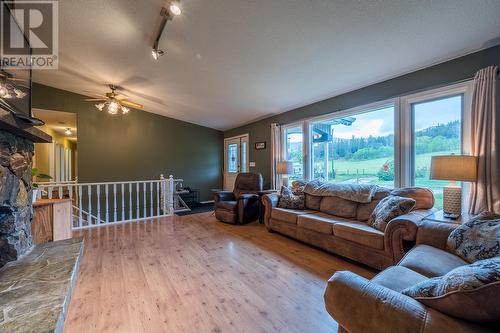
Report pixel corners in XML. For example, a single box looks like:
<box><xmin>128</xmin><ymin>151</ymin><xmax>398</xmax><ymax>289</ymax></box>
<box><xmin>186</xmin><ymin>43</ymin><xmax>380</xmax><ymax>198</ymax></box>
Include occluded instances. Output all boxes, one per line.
<box><xmin>33</xmin><ymin>0</ymin><xmax>500</xmax><ymax>131</ymax></box>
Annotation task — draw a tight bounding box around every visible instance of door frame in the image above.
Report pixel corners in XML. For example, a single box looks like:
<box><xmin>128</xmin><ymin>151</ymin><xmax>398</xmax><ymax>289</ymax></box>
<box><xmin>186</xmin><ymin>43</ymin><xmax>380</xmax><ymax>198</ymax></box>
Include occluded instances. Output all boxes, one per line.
<box><xmin>223</xmin><ymin>134</ymin><xmax>249</xmax><ymax>190</ymax></box>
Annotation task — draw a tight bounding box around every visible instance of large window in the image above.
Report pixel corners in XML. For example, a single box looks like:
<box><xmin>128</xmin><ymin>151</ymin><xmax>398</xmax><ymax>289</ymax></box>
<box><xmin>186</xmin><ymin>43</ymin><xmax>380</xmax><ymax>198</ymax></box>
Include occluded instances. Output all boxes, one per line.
<box><xmin>279</xmin><ymin>82</ymin><xmax>472</xmax><ymax>196</ymax></box>
<box><xmin>412</xmin><ymin>95</ymin><xmax>463</xmax><ymax>208</ymax></box>
<box><xmin>283</xmin><ymin>125</ymin><xmax>304</xmax><ymax>180</ymax></box>
<box><xmin>310</xmin><ymin>106</ymin><xmax>395</xmax><ymax>186</ymax></box>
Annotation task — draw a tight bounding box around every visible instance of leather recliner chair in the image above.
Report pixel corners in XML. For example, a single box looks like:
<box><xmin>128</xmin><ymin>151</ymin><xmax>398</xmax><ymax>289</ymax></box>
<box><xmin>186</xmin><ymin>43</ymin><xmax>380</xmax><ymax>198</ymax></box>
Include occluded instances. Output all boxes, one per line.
<box><xmin>214</xmin><ymin>173</ymin><xmax>263</xmax><ymax>224</ymax></box>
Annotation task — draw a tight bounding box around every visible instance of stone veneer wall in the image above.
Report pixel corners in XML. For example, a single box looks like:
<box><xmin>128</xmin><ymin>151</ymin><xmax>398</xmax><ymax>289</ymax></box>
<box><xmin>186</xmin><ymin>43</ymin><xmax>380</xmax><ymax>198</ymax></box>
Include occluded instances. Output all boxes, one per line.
<box><xmin>0</xmin><ymin>130</ymin><xmax>34</xmax><ymax>268</ymax></box>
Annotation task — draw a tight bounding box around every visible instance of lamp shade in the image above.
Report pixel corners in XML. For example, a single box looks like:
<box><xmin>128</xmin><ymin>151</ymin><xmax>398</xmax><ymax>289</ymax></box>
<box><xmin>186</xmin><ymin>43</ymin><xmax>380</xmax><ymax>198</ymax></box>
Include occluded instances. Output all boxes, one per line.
<box><xmin>276</xmin><ymin>161</ymin><xmax>294</xmax><ymax>175</ymax></box>
<box><xmin>430</xmin><ymin>155</ymin><xmax>477</xmax><ymax>182</ymax></box>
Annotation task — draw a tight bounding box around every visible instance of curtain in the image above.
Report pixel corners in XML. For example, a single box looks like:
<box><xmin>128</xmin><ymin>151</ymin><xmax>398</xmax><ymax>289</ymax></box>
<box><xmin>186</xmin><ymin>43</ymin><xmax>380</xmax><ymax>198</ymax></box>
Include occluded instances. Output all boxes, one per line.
<box><xmin>469</xmin><ymin>65</ymin><xmax>499</xmax><ymax>214</ymax></box>
<box><xmin>270</xmin><ymin>123</ymin><xmax>282</xmax><ymax>190</ymax></box>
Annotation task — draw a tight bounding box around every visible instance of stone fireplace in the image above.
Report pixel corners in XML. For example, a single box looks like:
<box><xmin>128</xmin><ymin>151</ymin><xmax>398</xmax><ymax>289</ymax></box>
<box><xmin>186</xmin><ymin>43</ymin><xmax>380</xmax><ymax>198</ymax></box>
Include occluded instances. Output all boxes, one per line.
<box><xmin>0</xmin><ymin>131</ymin><xmax>34</xmax><ymax>267</ymax></box>
<box><xmin>0</xmin><ymin>110</ymin><xmax>51</xmax><ymax>268</ymax></box>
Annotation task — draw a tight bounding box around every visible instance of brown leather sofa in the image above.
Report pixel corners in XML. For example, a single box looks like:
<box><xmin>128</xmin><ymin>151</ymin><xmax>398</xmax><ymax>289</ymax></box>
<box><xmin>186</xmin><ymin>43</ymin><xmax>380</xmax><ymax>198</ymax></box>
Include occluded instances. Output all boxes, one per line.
<box><xmin>324</xmin><ymin>221</ymin><xmax>497</xmax><ymax>333</ymax></box>
<box><xmin>214</xmin><ymin>173</ymin><xmax>263</xmax><ymax>224</ymax></box>
<box><xmin>262</xmin><ymin>186</ymin><xmax>435</xmax><ymax>270</ymax></box>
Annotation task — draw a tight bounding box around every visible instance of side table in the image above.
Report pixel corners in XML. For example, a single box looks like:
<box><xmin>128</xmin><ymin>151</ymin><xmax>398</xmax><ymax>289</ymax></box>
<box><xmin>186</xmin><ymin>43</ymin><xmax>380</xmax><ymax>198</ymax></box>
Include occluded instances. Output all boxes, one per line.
<box><xmin>423</xmin><ymin>210</ymin><xmax>476</xmax><ymax>225</ymax></box>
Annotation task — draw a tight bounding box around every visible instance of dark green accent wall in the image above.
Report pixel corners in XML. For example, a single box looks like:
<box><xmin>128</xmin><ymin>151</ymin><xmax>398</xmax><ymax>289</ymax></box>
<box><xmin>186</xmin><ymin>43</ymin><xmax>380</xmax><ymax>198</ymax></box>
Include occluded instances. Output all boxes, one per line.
<box><xmin>225</xmin><ymin>45</ymin><xmax>500</xmax><ymax>188</ymax></box>
<box><xmin>32</xmin><ymin>83</ymin><xmax>223</xmax><ymax>201</ymax></box>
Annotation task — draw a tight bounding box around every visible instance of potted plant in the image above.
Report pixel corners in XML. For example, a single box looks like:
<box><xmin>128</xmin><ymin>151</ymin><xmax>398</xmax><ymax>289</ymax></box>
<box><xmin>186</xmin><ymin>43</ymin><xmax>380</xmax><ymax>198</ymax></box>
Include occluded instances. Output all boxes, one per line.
<box><xmin>32</xmin><ymin>168</ymin><xmax>52</xmax><ymax>202</ymax></box>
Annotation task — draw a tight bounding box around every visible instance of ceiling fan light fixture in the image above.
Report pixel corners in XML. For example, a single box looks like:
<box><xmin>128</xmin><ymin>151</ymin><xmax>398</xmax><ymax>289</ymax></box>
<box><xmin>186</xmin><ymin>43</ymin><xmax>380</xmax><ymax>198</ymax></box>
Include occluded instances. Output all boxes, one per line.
<box><xmin>107</xmin><ymin>100</ymin><xmax>120</xmax><ymax>114</ymax></box>
<box><xmin>121</xmin><ymin>106</ymin><xmax>130</xmax><ymax>114</ymax></box>
<box><xmin>95</xmin><ymin>103</ymin><xmax>105</xmax><ymax>111</ymax></box>
<box><xmin>169</xmin><ymin>2</ymin><xmax>182</xmax><ymax>16</ymax></box>
<box><xmin>0</xmin><ymin>85</ymin><xmax>8</xmax><ymax>98</ymax></box>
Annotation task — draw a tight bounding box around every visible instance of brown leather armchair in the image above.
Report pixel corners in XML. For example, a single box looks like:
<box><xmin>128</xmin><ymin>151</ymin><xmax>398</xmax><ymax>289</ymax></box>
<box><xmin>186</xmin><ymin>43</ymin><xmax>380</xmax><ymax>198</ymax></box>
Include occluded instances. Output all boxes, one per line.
<box><xmin>214</xmin><ymin>173</ymin><xmax>263</xmax><ymax>224</ymax></box>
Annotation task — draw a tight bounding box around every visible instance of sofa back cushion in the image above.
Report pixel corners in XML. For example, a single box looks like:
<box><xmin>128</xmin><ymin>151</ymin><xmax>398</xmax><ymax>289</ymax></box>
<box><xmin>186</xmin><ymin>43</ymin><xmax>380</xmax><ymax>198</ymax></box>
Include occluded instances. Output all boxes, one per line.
<box><xmin>446</xmin><ymin>212</ymin><xmax>500</xmax><ymax>263</ymax></box>
<box><xmin>320</xmin><ymin>196</ymin><xmax>358</xmax><ymax>218</ymax></box>
<box><xmin>357</xmin><ymin>188</ymin><xmax>391</xmax><ymax>222</ymax></box>
<box><xmin>304</xmin><ymin>194</ymin><xmax>322</xmax><ymax>210</ymax></box>
<box><xmin>390</xmin><ymin>187</ymin><xmax>434</xmax><ymax>210</ymax></box>
<box><xmin>401</xmin><ymin>257</ymin><xmax>500</xmax><ymax>324</ymax></box>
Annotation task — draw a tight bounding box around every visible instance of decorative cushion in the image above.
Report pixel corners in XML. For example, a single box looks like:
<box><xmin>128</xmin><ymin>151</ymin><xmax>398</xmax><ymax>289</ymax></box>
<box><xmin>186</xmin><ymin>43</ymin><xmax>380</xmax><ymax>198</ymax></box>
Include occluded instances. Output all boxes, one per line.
<box><xmin>446</xmin><ymin>212</ymin><xmax>500</xmax><ymax>263</ymax></box>
<box><xmin>277</xmin><ymin>186</ymin><xmax>305</xmax><ymax>210</ymax></box>
<box><xmin>356</xmin><ymin>188</ymin><xmax>391</xmax><ymax>221</ymax></box>
<box><xmin>369</xmin><ymin>195</ymin><xmax>416</xmax><ymax>231</ymax></box>
<box><xmin>401</xmin><ymin>257</ymin><xmax>500</xmax><ymax>323</ymax></box>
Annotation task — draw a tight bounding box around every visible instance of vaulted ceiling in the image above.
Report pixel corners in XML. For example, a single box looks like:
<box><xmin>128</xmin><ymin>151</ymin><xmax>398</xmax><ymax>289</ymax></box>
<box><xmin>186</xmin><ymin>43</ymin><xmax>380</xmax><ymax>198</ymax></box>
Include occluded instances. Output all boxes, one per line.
<box><xmin>33</xmin><ymin>0</ymin><xmax>500</xmax><ymax>130</ymax></box>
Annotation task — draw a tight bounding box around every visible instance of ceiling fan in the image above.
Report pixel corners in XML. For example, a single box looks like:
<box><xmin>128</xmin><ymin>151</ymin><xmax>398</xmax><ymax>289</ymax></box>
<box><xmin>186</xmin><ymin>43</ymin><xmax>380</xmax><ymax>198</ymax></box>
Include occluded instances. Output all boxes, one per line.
<box><xmin>85</xmin><ymin>85</ymin><xmax>144</xmax><ymax>115</ymax></box>
<box><xmin>0</xmin><ymin>70</ymin><xmax>28</xmax><ymax>99</ymax></box>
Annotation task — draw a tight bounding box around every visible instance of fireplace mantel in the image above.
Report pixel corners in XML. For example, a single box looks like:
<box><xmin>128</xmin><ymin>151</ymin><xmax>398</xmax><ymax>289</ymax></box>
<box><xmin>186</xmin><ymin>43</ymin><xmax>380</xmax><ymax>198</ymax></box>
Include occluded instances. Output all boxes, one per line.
<box><xmin>0</xmin><ymin>109</ymin><xmax>51</xmax><ymax>143</ymax></box>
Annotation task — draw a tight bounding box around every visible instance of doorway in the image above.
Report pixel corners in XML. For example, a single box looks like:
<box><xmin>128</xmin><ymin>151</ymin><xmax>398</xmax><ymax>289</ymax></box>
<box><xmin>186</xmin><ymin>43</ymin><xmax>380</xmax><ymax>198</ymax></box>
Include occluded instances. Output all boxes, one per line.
<box><xmin>223</xmin><ymin>134</ymin><xmax>249</xmax><ymax>190</ymax></box>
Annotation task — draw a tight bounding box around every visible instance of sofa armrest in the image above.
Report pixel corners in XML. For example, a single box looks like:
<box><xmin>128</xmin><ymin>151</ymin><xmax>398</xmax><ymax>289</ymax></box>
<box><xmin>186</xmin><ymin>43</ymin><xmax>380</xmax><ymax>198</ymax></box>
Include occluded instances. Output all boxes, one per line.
<box><xmin>213</xmin><ymin>191</ymin><xmax>235</xmax><ymax>202</ymax></box>
<box><xmin>384</xmin><ymin>209</ymin><xmax>434</xmax><ymax>263</ymax></box>
<box><xmin>416</xmin><ymin>220</ymin><xmax>459</xmax><ymax>250</ymax></box>
<box><xmin>262</xmin><ymin>193</ymin><xmax>280</xmax><ymax>226</ymax></box>
<box><xmin>324</xmin><ymin>271</ymin><xmax>494</xmax><ymax>333</ymax></box>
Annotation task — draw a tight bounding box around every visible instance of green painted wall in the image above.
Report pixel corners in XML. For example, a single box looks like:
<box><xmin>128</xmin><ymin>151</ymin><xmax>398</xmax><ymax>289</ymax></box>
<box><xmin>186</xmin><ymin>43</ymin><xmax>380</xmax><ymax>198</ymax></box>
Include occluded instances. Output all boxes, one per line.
<box><xmin>32</xmin><ymin>83</ymin><xmax>223</xmax><ymax>201</ymax></box>
<box><xmin>225</xmin><ymin>45</ymin><xmax>500</xmax><ymax>188</ymax></box>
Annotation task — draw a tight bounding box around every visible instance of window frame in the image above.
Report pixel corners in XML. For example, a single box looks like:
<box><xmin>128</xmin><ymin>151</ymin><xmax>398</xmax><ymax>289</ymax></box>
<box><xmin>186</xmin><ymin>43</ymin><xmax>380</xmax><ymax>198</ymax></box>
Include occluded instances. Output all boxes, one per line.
<box><xmin>279</xmin><ymin>81</ymin><xmax>473</xmax><ymax>191</ymax></box>
<box><xmin>399</xmin><ymin>81</ymin><xmax>473</xmax><ymax>188</ymax></box>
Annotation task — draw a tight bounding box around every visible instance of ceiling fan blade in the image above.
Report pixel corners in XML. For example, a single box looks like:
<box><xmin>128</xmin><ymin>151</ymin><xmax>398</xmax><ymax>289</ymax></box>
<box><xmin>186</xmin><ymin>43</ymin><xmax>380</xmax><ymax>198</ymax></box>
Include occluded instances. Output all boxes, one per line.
<box><xmin>85</xmin><ymin>98</ymin><xmax>106</xmax><ymax>101</ymax></box>
<box><xmin>9</xmin><ymin>77</ymin><xmax>29</xmax><ymax>83</ymax></box>
<box><xmin>120</xmin><ymin>100</ymin><xmax>144</xmax><ymax>109</ymax></box>
<box><xmin>115</xmin><ymin>94</ymin><xmax>129</xmax><ymax>100</ymax></box>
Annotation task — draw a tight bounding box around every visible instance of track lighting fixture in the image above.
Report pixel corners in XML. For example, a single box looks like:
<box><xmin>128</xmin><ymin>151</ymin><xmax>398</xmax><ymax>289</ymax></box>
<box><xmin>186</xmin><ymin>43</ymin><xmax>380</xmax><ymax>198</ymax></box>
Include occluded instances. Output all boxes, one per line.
<box><xmin>151</xmin><ymin>1</ymin><xmax>181</xmax><ymax>60</ymax></box>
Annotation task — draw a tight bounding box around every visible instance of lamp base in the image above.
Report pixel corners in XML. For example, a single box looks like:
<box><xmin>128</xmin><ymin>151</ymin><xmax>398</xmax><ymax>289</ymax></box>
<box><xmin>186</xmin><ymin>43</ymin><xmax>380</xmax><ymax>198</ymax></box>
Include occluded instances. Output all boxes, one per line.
<box><xmin>443</xmin><ymin>185</ymin><xmax>462</xmax><ymax>218</ymax></box>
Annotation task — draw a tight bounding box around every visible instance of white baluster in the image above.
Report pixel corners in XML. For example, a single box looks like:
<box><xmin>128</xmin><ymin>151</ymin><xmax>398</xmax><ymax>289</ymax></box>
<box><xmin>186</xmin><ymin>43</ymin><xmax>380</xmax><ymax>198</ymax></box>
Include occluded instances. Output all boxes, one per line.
<box><xmin>48</xmin><ymin>186</ymin><xmax>53</xmax><ymax>199</ymax></box>
<box><xmin>96</xmin><ymin>184</ymin><xmax>101</xmax><ymax>224</ymax></box>
<box><xmin>156</xmin><ymin>181</ymin><xmax>160</xmax><ymax>216</ymax></box>
<box><xmin>143</xmin><ymin>182</ymin><xmax>147</xmax><ymax>218</ymax></box>
<box><xmin>121</xmin><ymin>183</ymin><xmax>125</xmax><ymax>221</ymax></box>
<box><xmin>136</xmin><ymin>182</ymin><xmax>140</xmax><ymax>219</ymax></box>
<box><xmin>68</xmin><ymin>184</ymin><xmax>73</xmax><ymax>200</ymax></box>
<box><xmin>88</xmin><ymin>185</ymin><xmax>92</xmax><ymax>225</ymax></box>
<box><xmin>78</xmin><ymin>185</ymin><xmax>83</xmax><ymax>228</ymax></box>
<box><xmin>168</xmin><ymin>175</ymin><xmax>175</xmax><ymax>214</ymax></box>
<box><xmin>105</xmin><ymin>184</ymin><xmax>109</xmax><ymax>223</ymax></box>
<box><xmin>113</xmin><ymin>183</ymin><xmax>117</xmax><ymax>222</ymax></box>
<box><xmin>129</xmin><ymin>183</ymin><xmax>132</xmax><ymax>220</ymax></box>
<box><xmin>149</xmin><ymin>182</ymin><xmax>153</xmax><ymax>217</ymax></box>
<box><xmin>58</xmin><ymin>185</ymin><xmax>63</xmax><ymax>199</ymax></box>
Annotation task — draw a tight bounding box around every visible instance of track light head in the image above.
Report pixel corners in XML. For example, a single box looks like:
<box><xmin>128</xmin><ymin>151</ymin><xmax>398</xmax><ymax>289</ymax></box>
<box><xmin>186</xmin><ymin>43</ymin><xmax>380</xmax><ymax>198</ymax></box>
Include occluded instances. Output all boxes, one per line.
<box><xmin>152</xmin><ymin>48</ymin><xmax>165</xmax><ymax>60</ymax></box>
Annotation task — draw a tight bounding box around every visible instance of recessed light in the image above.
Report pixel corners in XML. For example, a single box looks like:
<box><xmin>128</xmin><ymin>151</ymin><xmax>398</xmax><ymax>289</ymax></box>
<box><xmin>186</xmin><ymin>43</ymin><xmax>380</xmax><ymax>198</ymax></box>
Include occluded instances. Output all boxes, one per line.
<box><xmin>65</xmin><ymin>128</ymin><xmax>72</xmax><ymax>135</ymax></box>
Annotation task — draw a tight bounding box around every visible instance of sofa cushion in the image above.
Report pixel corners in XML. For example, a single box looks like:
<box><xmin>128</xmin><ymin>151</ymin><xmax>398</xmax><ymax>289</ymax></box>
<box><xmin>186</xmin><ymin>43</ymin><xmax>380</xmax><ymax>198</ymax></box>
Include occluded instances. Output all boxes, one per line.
<box><xmin>216</xmin><ymin>201</ymin><xmax>238</xmax><ymax>212</ymax></box>
<box><xmin>369</xmin><ymin>195</ymin><xmax>416</xmax><ymax>231</ymax></box>
<box><xmin>304</xmin><ymin>194</ymin><xmax>322</xmax><ymax>210</ymax></box>
<box><xmin>446</xmin><ymin>212</ymin><xmax>500</xmax><ymax>263</ymax></box>
<box><xmin>371</xmin><ymin>266</ymin><xmax>428</xmax><ymax>293</ymax></box>
<box><xmin>399</xmin><ymin>245</ymin><xmax>468</xmax><ymax>278</ymax></box>
<box><xmin>320</xmin><ymin>196</ymin><xmax>358</xmax><ymax>218</ymax></box>
<box><xmin>333</xmin><ymin>221</ymin><xmax>385</xmax><ymax>250</ymax></box>
<box><xmin>278</xmin><ymin>186</ymin><xmax>305</xmax><ymax>210</ymax></box>
<box><xmin>271</xmin><ymin>208</ymin><xmax>315</xmax><ymax>224</ymax></box>
<box><xmin>390</xmin><ymin>187</ymin><xmax>434</xmax><ymax>210</ymax></box>
<box><xmin>297</xmin><ymin>213</ymin><xmax>352</xmax><ymax>235</ymax></box>
<box><xmin>402</xmin><ymin>257</ymin><xmax>500</xmax><ymax>323</ymax></box>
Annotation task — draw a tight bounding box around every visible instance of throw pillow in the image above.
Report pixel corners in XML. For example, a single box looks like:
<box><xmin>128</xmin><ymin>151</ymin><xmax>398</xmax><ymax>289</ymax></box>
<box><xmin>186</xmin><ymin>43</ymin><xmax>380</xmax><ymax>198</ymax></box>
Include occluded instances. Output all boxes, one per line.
<box><xmin>401</xmin><ymin>257</ymin><xmax>500</xmax><ymax>323</ymax></box>
<box><xmin>446</xmin><ymin>212</ymin><xmax>500</xmax><ymax>263</ymax></box>
<box><xmin>278</xmin><ymin>186</ymin><xmax>305</xmax><ymax>210</ymax></box>
<box><xmin>369</xmin><ymin>195</ymin><xmax>416</xmax><ymax>231</ymax></box>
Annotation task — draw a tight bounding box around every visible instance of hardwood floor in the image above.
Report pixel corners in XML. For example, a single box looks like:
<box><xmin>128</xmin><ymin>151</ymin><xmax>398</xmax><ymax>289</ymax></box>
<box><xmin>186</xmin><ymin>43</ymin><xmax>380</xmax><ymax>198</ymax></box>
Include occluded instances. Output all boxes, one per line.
<box><xmin>65</xmin><ymin>212</ymin><xmax>375</xmax><ymax>333</ymax></box>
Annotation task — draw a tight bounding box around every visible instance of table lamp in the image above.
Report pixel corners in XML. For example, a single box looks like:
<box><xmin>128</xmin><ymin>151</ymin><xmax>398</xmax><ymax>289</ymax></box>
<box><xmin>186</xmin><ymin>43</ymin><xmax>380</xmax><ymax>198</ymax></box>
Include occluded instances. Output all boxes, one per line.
<box><xmin>277</xmin><ymin>161</ymin><xmax>294</xmax><ymax>187</ymax></box>
<box><xmin>430</xmin><ymin>155</ymin><xmax>477</xmax><ymax>219</ymax></box>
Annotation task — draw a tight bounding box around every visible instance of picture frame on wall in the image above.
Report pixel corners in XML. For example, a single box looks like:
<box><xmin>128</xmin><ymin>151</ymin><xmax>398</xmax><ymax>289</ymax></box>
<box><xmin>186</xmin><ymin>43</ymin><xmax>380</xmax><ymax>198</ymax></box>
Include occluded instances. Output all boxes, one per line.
<box><xmin>255</xmin><ymin>142</ymin><xmax>266</xmax><ymax>150</ymax></box>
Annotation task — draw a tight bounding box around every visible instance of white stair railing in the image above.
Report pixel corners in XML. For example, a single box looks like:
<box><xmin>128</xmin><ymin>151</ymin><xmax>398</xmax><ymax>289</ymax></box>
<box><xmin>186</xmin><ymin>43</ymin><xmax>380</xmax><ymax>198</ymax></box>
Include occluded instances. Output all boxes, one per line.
<box><xmin>37</xmin><ymin>175</ymin><xmax>178</xmax><ymax>230</ymax></box>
